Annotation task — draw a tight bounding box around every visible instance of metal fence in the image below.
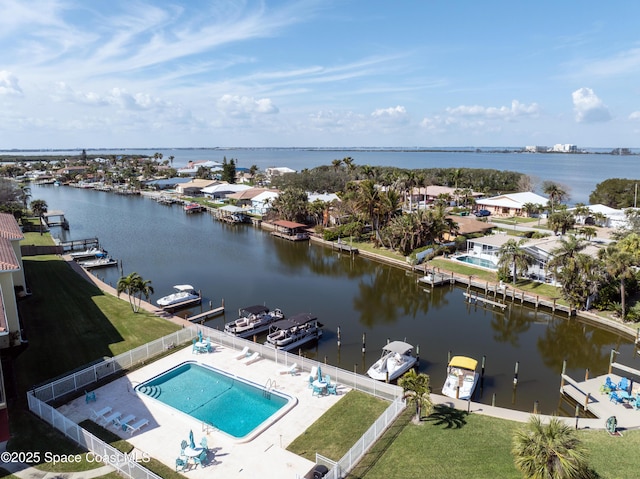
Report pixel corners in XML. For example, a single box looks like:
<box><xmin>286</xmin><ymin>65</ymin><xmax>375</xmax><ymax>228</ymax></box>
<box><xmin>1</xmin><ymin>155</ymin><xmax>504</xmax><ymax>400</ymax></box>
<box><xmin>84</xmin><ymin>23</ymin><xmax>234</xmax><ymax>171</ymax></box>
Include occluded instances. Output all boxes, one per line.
<box><xmin>28</xmin><ymin>323</ymin><xmax>404</xmax><ymax>479</ymax></box>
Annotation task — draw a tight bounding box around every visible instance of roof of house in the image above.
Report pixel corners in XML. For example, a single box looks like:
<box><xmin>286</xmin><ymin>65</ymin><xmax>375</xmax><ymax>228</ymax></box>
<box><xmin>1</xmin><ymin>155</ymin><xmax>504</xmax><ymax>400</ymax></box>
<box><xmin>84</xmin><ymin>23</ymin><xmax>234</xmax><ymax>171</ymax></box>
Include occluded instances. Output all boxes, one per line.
<box><xmin>177</xmin><ymin>179</ymin><xmax>218</xmax><ymax>189</ymax></box>
<box><xmin>0</xmin><ymin>213</ymin><xmax>24</xmax><ymax>240</ymax></box>
<box><xmin>446</xmin><ymin>216</ymin><xmax>497</xmax><ymax>235</ymax></box>
<box><xmin>272</xmin><ymin>220</ymin><xmax>307</xmax><ymax>229</ymax></box>
<box><xmin>201</xmin><ymin>183</ymin><xmax>251</xmax><ymax>194</ymax></box>
<box><xmin>475</xmin><ymin>191</ymin><xmax>548</xmax><ymax>209</ymax></box>
<box><xmin>252</xmin><ymin>191</ymin><xmax>280</xmax><ymax>202</ymax></box>
<box><xmin>308</xmin><ymin>193</ymin><xmax>340</xmax><ymax>203</ymax></box>
<box><xmin>415</xmin><ymin>185</ymin><xmax>483</xmax><ymax>197</ymax></box>
<box><xmin>227</xmin><ymin>188</ymin><xmax>271</xmax><ymax>200</ymax></box>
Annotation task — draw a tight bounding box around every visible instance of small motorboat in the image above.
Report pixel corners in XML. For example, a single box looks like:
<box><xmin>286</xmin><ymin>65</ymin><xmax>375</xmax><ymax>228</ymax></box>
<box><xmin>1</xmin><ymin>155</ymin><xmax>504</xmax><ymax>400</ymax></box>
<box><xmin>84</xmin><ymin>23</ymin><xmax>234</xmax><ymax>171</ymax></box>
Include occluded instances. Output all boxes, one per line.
<box><xmin>79</xmin><ymin>256</ymin><xmax>118</xmax><ymax>269</ymax></box>
<box><xmin>70</xmin><ymin>247</ymin><xmax>107</xmax><ymax>260</ymax></box>
<box><xmin>366</xmin><ymin>341</ymin><xmax>417</xmax><ymax>381</ymax></box>
<box><xmin>442</xmin><ymin>356</ymin><xmax>479</xmax><ymax>400</ymax></box>
<box><xmin>157</xmin><ymin>285</ymin><xmax>201</xmax><ymax>309</ymax></box>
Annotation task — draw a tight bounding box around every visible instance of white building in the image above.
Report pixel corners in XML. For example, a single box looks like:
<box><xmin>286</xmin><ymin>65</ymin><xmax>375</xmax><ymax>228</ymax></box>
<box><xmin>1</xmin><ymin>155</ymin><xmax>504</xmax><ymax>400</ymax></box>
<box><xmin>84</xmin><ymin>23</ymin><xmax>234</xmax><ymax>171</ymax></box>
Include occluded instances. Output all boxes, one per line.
<box><xmin>551</xmin><ymin>144</ymin><xmax>578</xmax><ymax>153</ymax></box>
<box><xmin>475</xmin><ymin>192</ymin><xmax>549</xmax><ymax>217</ymax></box>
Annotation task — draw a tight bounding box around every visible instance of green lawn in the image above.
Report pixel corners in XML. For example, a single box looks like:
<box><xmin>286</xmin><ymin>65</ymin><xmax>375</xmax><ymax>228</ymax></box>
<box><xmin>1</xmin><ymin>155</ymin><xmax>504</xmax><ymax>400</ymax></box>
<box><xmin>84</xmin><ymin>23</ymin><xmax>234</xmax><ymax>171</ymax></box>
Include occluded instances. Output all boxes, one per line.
<box><xmin>20</xmin><ymin>231</ymin><xmax>56</xmax><ymax>247</ymax></box>
<box><xmin>15</xmin><ymin>255</ymin><xmax>180</xmax><ymax>394</ymax></box>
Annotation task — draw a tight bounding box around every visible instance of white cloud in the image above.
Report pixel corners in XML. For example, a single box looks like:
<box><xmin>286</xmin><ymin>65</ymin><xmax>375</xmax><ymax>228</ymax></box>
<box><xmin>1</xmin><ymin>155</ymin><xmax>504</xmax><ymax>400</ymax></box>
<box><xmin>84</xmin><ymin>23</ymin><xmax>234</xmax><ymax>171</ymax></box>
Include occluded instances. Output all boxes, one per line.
<box><xmin>0</xmin><ymin>71</ymin><xmax>23</xmax><ymax>96</ymax></box>
<box><xmin>629</xmin><ymin>111</ymin><xmax>640</xmax><ymax>121</ymax></box>
<box><xmin>371</xmin><ymin>105</ymin><xmax>409</xmax><ymax>124</ymax></box>
<box><xmin>51</xmin><ymin>83</ymin><xmax>170</xmax><ymax>111</ymax></box>
<box><xmin>572</xmin><ymin>87</ymin><xmax>611</xmax><ymax>123</ymax></box>
<box><xmin>216</xmin><ymin>94</ymin><xmax>278</xmax><ymax>118</ymax></box>
<box><xmin>445</xmin><ymin>100</ymin><xmax>539</xmax><ymax>120</ymax></box>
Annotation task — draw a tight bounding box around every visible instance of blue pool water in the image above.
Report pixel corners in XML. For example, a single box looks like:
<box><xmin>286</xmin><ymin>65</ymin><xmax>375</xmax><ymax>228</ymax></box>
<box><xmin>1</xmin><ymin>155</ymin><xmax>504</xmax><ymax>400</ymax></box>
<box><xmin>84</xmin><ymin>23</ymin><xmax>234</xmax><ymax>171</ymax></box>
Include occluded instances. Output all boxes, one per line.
<box><xmin>135</xmin><ymin>362</ymin><xmax>291</xmax><ymax>439</ymax></box>
<box><xmin>455</xmin><ymin>255</ymin><xmax>498</xmax><ymax>270</ymax></box>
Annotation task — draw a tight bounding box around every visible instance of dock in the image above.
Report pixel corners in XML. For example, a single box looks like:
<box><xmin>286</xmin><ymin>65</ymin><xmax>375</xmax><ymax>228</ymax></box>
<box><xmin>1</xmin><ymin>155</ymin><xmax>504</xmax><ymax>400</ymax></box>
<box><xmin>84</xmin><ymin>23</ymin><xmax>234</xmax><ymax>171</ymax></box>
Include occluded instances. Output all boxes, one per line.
<box><xmin>463</xmin><ymin>291</ymin><xmax>508</xmax><ymax>310</ymax></box>
<box><xmin>43</xmin><ymin>210</ymin><xmax>69</xmax><ymax>230</ymax></box>
<box><xmin>58</xmin><ymin>237</ymin><xmax>100</xmax><ymax>252</ymax></box>
<box><xmin>417</xmin><ymin>272</ymin><xmax>452</xmax><ymax>287</ymax></box>
<box><xmin>331</xmin><ymin>241</ymin><xmax>358</xmax><ymax>255</ymax></box>
<box><xmin>186</xmin><ymin>306</ymin><xmax>225</xmax><ymax>323</ymax></box>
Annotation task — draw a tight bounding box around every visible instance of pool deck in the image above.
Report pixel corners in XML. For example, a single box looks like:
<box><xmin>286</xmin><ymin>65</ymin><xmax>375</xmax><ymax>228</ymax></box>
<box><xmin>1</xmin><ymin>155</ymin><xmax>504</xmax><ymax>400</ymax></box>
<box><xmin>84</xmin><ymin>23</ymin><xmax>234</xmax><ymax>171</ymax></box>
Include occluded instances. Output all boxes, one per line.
<box><xmin>58</xmin><ymin>342</ymin><xmax>349</xmax><ymax>479</ymax></box>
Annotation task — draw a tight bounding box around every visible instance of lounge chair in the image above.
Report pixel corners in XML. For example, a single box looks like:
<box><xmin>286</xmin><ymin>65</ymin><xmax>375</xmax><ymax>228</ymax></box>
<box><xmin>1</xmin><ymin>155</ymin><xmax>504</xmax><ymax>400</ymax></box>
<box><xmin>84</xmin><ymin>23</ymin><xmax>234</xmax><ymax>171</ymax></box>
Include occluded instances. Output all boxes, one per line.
<box><xmin>278</xmin><ymin>363</ymin><xmax>298</xmax><ymax>375</ymax></box>
<box><xmin>234</xmin><ymin>346</ymin><xmax>250</xmax><ymax>360</ymax></box>
<box><xmin>243</xmin><ymin>352</ymin><xmax>261</xmax><ymax>365</ymax></box>
<box><xmin>114</xmin><ymin>414</ymin><xmax>136</xmax><ymax>430</ymax></box>
<box><xmin>101</xmin><ymin>411</ymin><xmax>122</xmax><ymax>427</ymax></box>
<box><xmin>90</xmin><ymin>406</ymin><xmax>112</xmax><ymax>422</ymax></box>
<box><xmin>85</xmin><ymin>390</ymin><xmax>96</xmax><ymax>403</ymax></box>
<box><xmin>125</xmin><ymin>418</ymin><xmax>149</xmax><ymax>435</ymax></box>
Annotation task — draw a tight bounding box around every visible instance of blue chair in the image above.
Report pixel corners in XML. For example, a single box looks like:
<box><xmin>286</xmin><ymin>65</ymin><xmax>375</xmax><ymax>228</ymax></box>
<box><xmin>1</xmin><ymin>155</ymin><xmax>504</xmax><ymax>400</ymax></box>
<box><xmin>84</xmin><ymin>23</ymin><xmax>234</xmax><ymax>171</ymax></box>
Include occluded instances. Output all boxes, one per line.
<box><xmin>180</xmin><ymin>440</ymin><xmax>188</xmax><ymax>456</ymax></box>
<box><xmin>312</xmin><ymin>383</ymin><xmax>324</xmax><ymax>397</ymax></box>
<box><xmin>610</xmin><ymin>391</ymin><xmax>624</xmax><ymax>404</ymax></box>
<box><xmin>604</xmin><ymin>377</ymin><xmax>617</xmax><ymax>392</ymax></box>
<box><xmin>192</xmin><ymin>338</ymin><xmax>200</xmax><ymax>354</ymax></box>
<box><xmin>85</xmin><ymin>390</ymin><xmax>96</xmax><ymax>403</ymax></box>
<box><xmin>632</xmin><ymin>394</ymin><xmax>640</xmax><ymax>411</ymax></box>
<box><xmin>176</xmin><ymin>457</ymin><xmax>188</xmax><ymax>472</ymax></box>
<box><xmin>618</xmin><ymin>377</ymin><xmax>630</xmax><ymax>392</ymax></box>
<box><xmin>326</xmin><ymin>382</ymin><xmax>338</xmax><ymax>395</ymax></box>
<box><xmin>193</xmin><ymin>449</ymin><xmax>207</xmax><ymax>468</ymax></box>
<box><xmin>200</xmin><ymin>437</ymin><xmax>209</xmax><ymax>452</ymax></box>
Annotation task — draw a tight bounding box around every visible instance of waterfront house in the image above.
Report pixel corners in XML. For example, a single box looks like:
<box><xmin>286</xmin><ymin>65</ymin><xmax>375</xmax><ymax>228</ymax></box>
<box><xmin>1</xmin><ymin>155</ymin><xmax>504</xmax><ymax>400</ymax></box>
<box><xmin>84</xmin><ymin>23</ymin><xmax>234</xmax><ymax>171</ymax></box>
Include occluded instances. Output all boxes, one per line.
<box><xmin>571</xmin><ymin>204</ymin><xmax>629</xmax><ymax>229</ymax></box>
<box><xmin>251</xmin><ymin>190</ymin><xmax>280</xmax><ymax>215</ymax></box>
<box><xmin>227</xmin><ymin>187</ymin><xmax>273</xmax><ymax>208</ymax></box>
<box><xmin>201</xmin><ymin>182</ymin><xmax>252</xmax><ymax>200</ymax></box>
<box><xmin>474</xmin><ymin>191</ymin><xmax>548</xmax><ymax>217</ymax></box>
<box><xmin>176</xmin><ymin>160</ymin><xmax>223</xmax><ymax>177</ymax></box>
<box><xmin>175</xmin><ymin>179</ymin><xmax>219</xmax><ymax>196</ymax></box>
<box><xmin>265</xmin><ymin>167</ymin><xmax>296</xmax><ymax>180</ymax></box>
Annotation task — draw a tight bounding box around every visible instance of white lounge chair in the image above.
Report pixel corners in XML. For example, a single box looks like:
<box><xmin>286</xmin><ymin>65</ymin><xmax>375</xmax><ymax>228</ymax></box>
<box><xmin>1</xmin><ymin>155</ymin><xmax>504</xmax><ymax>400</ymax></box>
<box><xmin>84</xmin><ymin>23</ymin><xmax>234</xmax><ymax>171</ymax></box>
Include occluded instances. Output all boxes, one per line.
<box><xmin>125</xmin><ymin>418</ymin><xmax>149</xmax><ymax>435</ymax></box>
<box><xmin>90</xmin><ymin>406</ymin><xmax>112</xmax><ymax>422</ymax></box>
<box><xmin>113</xmin><ymin>414</ymin><xmax>136</xmax><ymax>430</ymax></box>
<box><xmin>234</xmin><ymin>346</ymin><xmax>250</xmax><ymax>360</ymax></box>
<box><xmin>100</xmin><ymin>411</ymin><xmax>122</xmax><ymax>426</ymax></box>
<box><xmin>278</xmin><ymin>363</ymin><xmax>298</xmax><ymax>375</ymax></box>
<box><xmin>243</xmin><ymin>352</ymin><xmax>261</xmax><ymax>365</ymax></box>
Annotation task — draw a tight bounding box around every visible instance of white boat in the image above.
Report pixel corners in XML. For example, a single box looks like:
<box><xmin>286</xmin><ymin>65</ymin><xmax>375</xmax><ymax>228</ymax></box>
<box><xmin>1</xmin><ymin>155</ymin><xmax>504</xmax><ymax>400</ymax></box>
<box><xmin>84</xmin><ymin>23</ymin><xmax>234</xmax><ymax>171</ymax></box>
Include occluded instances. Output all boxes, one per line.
<box><xmin>224</xmin><ymin>305</ymin><xmax>284</xmax><ymax>338</ymax></box>
<box><xmin>366</xmin><ymin>341</ymin><xmax>417</xmax><ymax>381</ymax></box>
<box><xmin>264</xmin><ymin>313</ymin><xmax>322</xmax><ymax>352</ymax></box>
<box><xmin>79</xmin><ymin>256</ymin><xmax>118</xmax><ymax>269</ymax></box>
<box><xmin>70</xmin><ymin>247</ymin><xmax>106</xmax><ymax>260</ymax></box>
<box><xmin>156</xmin><ymin>285</ymin><xmax>201</xmax><ymax>309</ymax></box>
<box><xmin>442</xmin><ymin>356</ymin><xmax>479</xmax><ymax>400</ymax></box>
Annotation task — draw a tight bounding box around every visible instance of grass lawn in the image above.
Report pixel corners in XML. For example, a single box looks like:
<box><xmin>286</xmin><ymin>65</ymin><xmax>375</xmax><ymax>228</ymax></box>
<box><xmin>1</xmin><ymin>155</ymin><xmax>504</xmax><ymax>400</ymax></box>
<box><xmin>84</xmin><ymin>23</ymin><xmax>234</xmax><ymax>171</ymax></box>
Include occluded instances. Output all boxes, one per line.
<box><xmin>20</xmin><ymin>231</ymin><xmax>55</xmax><ymax>247</ymax></box>
<box><xmin>15</xmin><ymin>255</ymin><xmax>180</xmax><ymax>394</ymax></box>
<box><xmin>287</xmin><ymin>390</ymin><xmax>390</xmax><ymax>462</ymax></box>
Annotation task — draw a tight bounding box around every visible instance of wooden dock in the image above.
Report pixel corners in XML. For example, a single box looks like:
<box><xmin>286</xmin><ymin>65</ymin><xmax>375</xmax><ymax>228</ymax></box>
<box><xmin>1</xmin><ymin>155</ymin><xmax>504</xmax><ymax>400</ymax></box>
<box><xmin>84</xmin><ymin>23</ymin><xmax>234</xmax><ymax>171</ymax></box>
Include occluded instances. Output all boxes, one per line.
<box><xmin>417</xmin><ymin>272</ymin><xmax>451</xmax><ymax>287</ymax></box>
<box><xmin>331</xmin><ymin>241</ymin><xmax>358</xmax><ymax>255</ymax></box>
<box><xmin>186</xmin><ymin>306</ymin><xmax>225</xmax><ymax>323</ymax></box>
<box><xmin>58</xmin><ymin>237</ymin><xmax>100</xmax><ymax>252</ymax></box>
<box><xmin>463</xmin><ymin>291</ymin><xmax>508</xmax><ymax>310</ymax></box>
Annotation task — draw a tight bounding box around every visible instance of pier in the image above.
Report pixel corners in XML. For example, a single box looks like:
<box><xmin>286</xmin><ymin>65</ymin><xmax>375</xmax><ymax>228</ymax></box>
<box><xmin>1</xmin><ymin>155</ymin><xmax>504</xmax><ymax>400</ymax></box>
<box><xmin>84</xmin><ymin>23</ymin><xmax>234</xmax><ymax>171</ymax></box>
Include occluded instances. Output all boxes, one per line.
<box><xmin>43</xmin><ymin>210</ymin><xmax>69</xmax><ymax>230</ymax></box>
<box><xmin>417</xmin><ymin>272</ymin><xmax>452</xmax><ymax>287</ymax></box>
<box><xmin>58</xmin><ymin>237</ymin><xmax>100</xmax><ymax>252</ymax></box>
<box><xmin>463</xmin><ymin>291</ymin><xmax>508</xmax><ymax>310</ymax></box>
<box><xmin>331</xmin><ymin>240</ymin><xmax>358</xmax><ymax>255</ymax></box>
<box><xmin>186</xmin><ymin>305</ymin><xmax>225</xmax><ymax>323</ymax></box>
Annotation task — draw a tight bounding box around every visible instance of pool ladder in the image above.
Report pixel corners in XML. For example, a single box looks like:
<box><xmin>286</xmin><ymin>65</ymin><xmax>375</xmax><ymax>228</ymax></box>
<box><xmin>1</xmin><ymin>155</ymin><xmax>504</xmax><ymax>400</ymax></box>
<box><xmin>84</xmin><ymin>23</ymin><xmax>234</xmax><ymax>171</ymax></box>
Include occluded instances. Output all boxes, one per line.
<box><xmin>264</xmin><ymin>378</ymin><xmax>277</xmax><ymax>399</ymax></box>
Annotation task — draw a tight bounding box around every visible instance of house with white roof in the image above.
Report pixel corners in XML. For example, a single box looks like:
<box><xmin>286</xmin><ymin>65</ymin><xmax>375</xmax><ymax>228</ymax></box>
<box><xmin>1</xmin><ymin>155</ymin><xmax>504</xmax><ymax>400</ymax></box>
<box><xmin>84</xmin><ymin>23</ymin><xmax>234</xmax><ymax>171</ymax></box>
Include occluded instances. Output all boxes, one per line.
<box><xmin>201</xmin><ymin>183</ymin><xmax>252</xmax><ymax>200</ymax></box>
<box><xmin>265</xmin><ymin>167</ymin><xmax>296</xmax><ymax>179</ymax></box>
<box><xmin>308</xmin><ymin>193</ymin><xmax>340</xmax><ymax>203</ymax></box>
<box><xmin>571</xmin><ymin>204</ymin><xmax>629</xmax><ymax>229</ymax></box>
<box><xmin>475</xmin><ymin>191</ymin><xmax>548</xmax><ymax>217</ymax></box>
<box><xmin>251</xmin><ymin>190</ymin><xmax>281</xmax><ymax>215</ymax></box>
<box><xmin>176</xmin><ymin>160</ymin><xmax>223</xmax><ymax>177</ymax></box>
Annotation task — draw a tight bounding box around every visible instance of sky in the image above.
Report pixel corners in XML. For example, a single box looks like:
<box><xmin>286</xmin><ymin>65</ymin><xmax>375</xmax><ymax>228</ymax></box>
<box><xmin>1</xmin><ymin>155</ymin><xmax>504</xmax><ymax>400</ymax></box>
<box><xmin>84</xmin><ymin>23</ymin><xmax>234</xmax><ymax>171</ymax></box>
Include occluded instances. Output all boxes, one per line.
<box><xmin>2</xmin><ymin>0</ymin><xmax>640</xmax><ymax>149</ymax></box>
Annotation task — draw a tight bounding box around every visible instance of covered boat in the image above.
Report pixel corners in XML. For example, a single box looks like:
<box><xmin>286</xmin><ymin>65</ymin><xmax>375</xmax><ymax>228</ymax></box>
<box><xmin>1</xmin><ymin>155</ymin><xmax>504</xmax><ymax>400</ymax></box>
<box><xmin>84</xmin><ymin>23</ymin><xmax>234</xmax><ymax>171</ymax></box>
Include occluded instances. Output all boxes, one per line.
<box><xmin>264</xmin><ymin>313</ymin><xmax>322</xmax><ymax>351</ymax></box>
<box><xmin>366</xmin><ymin>341</ymin><xmax>417</xmax><ymax>381</ymax></box>
<box><xmin>156</xmin><ymin>285</ymin><xmax>201</xmax><ymax>309</ymax></box>
<box><xmin>224</xmin><ymin>305</ymin><xmax>284</xmax><ymax>338</ymax></box>
<box><xmin>442</xmin><ymin>356</ymin><xmax>479</xmax><ymax>400</ymax></box>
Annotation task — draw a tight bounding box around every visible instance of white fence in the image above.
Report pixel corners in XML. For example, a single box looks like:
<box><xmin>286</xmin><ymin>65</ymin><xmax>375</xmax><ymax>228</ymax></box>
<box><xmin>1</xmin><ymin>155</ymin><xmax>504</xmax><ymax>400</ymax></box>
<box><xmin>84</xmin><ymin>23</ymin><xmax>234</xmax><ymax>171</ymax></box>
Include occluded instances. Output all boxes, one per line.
<box><xmin>28</xmin><ymin>324</ymin><xmax>405</xmax><ymax>479</ymax></box>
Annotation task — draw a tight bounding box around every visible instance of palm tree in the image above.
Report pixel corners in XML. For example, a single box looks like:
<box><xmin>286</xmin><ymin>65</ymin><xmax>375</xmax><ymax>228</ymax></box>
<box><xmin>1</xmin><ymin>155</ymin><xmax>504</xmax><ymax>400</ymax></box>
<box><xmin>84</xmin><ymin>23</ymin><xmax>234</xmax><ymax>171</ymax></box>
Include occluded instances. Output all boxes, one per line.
<box><xmin>542</xmin><ymin>181</ymin><xmax>569</xmax><ymax>213</ymax></box>
<box><xmin>331</xmin><ymin>158</ymin><xmax>342</xmax><ymax>172</ymax></box>
<box><xmin>30</xmin><ymin>199</ymin><xmax>48</xmax><ymax>235</ymax></box>
<box><xmin>498</xmin><ymin>239</ymin><xmax>535</xmax><ymax>285</ymax></box>
<box><xmin>512</xmin><ymin>416</ymin><xmax>591</xmax><ymax>479</ymax></box>
<box><xmin>598</xmin><ymin>245</ymin><xmax>636</xmax><ymax>320</ymax></box>
<box><xmin>116</xmin><ymin>272</ymin><xmax>153</xmax><ymax>313</ymax></box>
<box><xmin>397</xmin><ymin>369</ymin><xmax>433</xmax><ymax>422</ymax></box>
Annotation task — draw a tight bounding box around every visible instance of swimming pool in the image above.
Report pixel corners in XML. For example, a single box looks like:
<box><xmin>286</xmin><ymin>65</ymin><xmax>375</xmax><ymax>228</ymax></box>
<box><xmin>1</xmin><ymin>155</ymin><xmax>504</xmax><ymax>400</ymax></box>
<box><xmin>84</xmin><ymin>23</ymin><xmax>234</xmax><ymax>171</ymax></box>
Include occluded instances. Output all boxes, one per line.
<box><xmin>135</xmin><ymin>361</ymin><xmax>296</xmax><ymax>441</ymax></box>
<box><xmin>455</xmin><ymin>255</ymin><xmax>498</xmax><ymax>270</ymax></box>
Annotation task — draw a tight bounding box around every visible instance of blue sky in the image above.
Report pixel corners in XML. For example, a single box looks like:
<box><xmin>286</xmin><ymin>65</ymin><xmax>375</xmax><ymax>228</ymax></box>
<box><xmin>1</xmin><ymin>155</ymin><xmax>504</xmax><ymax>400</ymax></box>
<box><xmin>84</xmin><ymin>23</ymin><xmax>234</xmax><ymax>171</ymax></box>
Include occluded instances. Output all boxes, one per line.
<box><xmin>1</xmin><ymin>0</ymin><xmax>640</xmax><ymax>149</ymax></box>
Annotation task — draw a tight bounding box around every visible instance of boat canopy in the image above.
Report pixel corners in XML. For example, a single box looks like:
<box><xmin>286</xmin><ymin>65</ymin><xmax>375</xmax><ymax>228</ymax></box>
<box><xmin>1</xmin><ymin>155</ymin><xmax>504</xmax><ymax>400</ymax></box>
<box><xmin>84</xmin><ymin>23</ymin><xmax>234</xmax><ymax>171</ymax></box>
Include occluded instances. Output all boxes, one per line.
<box><xmin>449</xmin><ymin>356</ymin><xmax>478</xmax><ymax>371</ymax></box>
<box><xmin>173</xmin><ymin>285</ymin><xmax>195</xmax><ymax>291</ymax></box>
<box><xmin>383</xmin><ymin>341</ymin><xmax>414</xmax><ymax>355</ymax></box>
<box><xmin>270</xmin><ymin>313</ymin><xmax>317</xmax><ymax>330</ymax></box>
<box><xmin>241</xmin><ymin>305</ymin><xmax>270</xmax><ymax>315</ymax></box>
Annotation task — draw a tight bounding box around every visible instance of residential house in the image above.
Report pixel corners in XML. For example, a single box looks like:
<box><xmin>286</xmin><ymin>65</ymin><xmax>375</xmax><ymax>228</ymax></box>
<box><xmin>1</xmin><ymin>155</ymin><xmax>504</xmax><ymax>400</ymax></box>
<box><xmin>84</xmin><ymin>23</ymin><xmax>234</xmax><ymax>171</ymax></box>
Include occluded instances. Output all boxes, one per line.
<box><xmin>201</xmin><ymin>183</ymin><xmax>252</xmax><ymax>200</ymax></box>
<box><xmin>475</xmin><ymin>191</ymin><xmax>548</xmax><ymax>217</ymax></box>
<box><xmin>227</xmin><ymin>188</ymin><xmax>273</xmax><ymax>208</ymax></box>
<box><xmin>444</xmin><ymin>215</ymin><xmax>497</xmax><ymax>241</ymax></box>
<box><xmin>571</xmin><ymin>204</ymin><xmax>630</xmax><ymax>229</ymax></box>
<box><xmin>176</xmin><ymin>160</ymin><xmax>223</xmax><ymax>177</ymax></box>
<box><xmin>265</xmin><ymin>167</ymin><xmax>296</xmax><ymax>180</ymax></box>
<box><xmin>175</xmin><ymin>179</ymin><xmax>219</xmax><ymax>196</ymax></box>
<box><xmin>410</xmin><ymin>185</ymin><xmax>483</xmax><ymax>208</ymax></box>
<box><xmin>251</xmin><ymin>190</ymin><xmax>280</xmax><ymax>215</ymax></box>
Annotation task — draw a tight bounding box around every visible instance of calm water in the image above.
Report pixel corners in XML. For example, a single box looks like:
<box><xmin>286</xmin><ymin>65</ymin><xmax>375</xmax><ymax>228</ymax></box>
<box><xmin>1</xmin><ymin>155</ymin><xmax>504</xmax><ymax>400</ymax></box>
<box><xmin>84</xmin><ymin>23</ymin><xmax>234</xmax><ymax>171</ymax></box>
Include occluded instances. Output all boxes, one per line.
<box><xmin>31</xmin><ymin>184</ymin><xmax>639</xmax><ymax>415</ymax></box>
<box><xmin>16</xmin><ymin>148</ymin><xmax>640</xmax><ymax>204</ymax></box>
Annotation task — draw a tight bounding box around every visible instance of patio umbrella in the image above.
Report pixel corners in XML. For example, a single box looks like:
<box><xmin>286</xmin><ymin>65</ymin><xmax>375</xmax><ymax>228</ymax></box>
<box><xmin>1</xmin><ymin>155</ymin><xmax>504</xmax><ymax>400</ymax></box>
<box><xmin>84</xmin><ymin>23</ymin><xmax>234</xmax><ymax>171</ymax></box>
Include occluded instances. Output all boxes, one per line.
<box><xmin>189</xmin><ymin>429</ymin><xmax>195</xmax><ymax>449</ymax></box>
<box><xmin>198</xmin><ymin>330</ymin><xmax>203</xmax><ymax>343</ymax></box>
<box><xmin>317</xmin><ymin>365</ymin><xmax>322</xmax><ymax>382</ymax></box>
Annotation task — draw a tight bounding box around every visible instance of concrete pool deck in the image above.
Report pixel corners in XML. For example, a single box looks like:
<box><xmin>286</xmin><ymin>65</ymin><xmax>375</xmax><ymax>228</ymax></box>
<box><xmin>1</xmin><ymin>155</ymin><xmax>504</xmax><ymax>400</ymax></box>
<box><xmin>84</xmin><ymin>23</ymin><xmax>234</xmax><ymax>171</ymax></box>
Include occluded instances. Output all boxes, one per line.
<box><xmin>57</xmin><ymin>342</ymin><xmax>349</xmax><ymax>479</ymax></box>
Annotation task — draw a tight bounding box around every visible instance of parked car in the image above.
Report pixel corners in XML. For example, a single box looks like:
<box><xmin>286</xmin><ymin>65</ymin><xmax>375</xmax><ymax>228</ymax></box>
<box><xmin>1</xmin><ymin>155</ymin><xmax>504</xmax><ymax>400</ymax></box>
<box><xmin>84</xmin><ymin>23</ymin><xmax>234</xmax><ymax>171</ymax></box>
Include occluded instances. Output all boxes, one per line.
<box><xmin>474</xmin><ymin>209</ymin><xmax>491</xmax><ymax>217</ymax></box>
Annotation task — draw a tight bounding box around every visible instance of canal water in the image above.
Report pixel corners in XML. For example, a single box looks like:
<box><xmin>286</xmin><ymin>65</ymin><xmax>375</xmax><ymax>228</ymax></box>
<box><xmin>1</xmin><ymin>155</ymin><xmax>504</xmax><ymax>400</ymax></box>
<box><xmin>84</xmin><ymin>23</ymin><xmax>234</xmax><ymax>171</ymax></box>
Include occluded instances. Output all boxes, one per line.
<box><xmin>31</xmin><ymin>184</ymin><xmax>639</xmax><ymax>415</ymax></box>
